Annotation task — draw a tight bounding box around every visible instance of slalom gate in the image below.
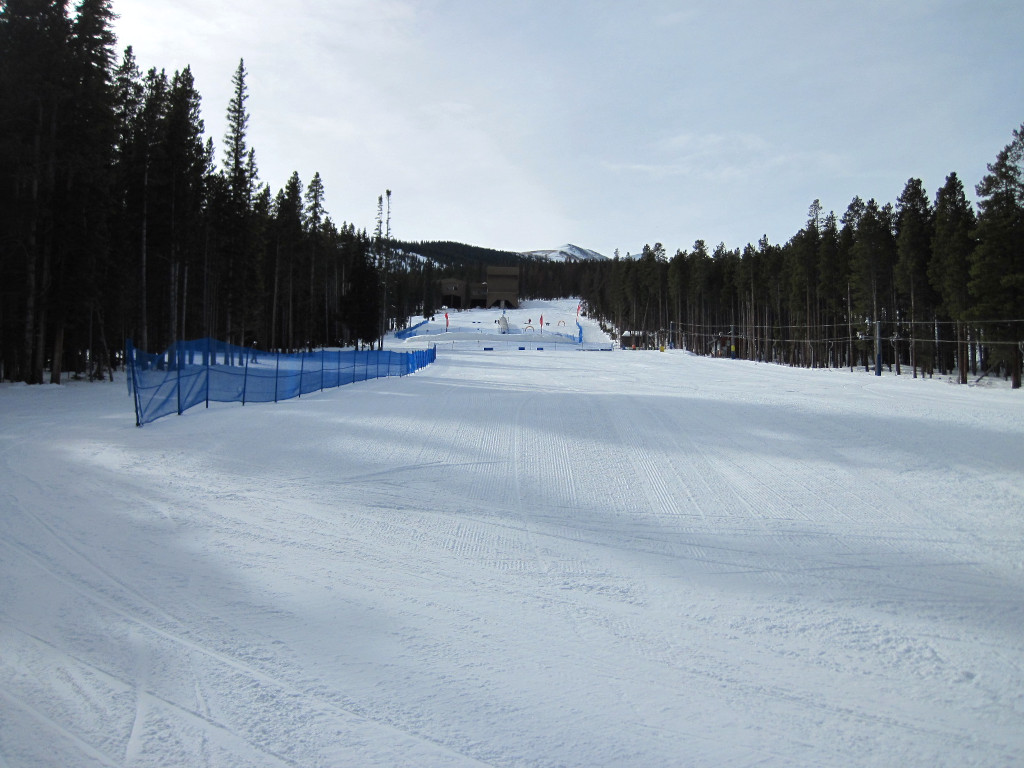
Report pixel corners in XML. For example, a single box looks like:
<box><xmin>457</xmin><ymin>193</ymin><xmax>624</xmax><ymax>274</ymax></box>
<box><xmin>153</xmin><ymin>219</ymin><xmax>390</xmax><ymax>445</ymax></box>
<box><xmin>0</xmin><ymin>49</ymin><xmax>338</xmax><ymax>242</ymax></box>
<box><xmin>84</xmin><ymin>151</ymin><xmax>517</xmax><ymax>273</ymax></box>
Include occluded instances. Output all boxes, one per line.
<box><xmin>127</xmin><ymin>338</ymin><xmax>437</xmax><ymax>426</ymax></box>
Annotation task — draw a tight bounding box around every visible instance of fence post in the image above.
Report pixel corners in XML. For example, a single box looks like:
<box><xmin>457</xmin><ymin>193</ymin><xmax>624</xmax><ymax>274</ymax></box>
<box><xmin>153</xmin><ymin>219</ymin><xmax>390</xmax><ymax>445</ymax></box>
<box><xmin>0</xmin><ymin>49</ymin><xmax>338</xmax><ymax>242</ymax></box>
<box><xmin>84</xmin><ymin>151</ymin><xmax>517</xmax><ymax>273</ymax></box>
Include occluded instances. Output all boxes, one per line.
<box><xmin>127</xmin><ymin>339</ymin><xmax>143</xmax><ymax>427</ymax></box>
<box><xmin>274</xmin><ymin>350</ymin><xmax>280</xmax><ymax>403</ymax></box>
<box><xmin>320</xmin><ymin>349</ymin><xmax>325</xmax><ymax>392</ymax></box>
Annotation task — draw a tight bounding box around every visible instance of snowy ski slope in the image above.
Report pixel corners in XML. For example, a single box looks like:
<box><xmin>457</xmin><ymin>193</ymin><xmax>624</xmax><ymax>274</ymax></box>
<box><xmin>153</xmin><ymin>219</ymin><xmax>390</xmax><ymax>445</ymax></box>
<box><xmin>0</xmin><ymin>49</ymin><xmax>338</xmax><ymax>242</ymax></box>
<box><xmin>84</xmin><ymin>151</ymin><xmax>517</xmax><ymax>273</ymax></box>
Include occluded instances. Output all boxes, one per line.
<box><xmin>1</xmin><ymin>300</ymin><xmax>1022</xmax><ymax>766</ymax></box>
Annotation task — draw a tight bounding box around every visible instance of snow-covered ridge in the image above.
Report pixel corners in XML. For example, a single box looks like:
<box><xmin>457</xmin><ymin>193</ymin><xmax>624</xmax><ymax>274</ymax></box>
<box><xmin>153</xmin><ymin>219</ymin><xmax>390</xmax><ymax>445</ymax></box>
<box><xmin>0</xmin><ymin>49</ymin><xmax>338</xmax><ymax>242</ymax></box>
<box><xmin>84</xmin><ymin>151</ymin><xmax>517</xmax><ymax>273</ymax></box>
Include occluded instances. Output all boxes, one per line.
<box><xmin>521</xmin><ymin>243</ymin><xmax>609</xmax><ymax>262</ymax></box>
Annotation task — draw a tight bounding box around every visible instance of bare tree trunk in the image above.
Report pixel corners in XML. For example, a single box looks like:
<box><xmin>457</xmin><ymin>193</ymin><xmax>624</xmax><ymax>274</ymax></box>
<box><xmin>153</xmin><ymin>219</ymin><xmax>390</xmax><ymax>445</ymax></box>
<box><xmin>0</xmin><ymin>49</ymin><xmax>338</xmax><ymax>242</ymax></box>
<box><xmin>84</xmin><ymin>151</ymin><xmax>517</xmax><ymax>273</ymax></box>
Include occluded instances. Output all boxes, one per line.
<box><xmin>957</xmin><ymin>321</ymin><xmax>968</xmax><ymax>385</ymax></box>
<box><xmin>910</xmin><ymin>283</ymin><xmax>917</xmax><ymax>378</ymax></box>
<box><xmin>94</xmin><ymin>304</ymin><xmax>114</xmax><ymax>380</ymax></box>
<box><xmin>140</xmin><ymin>163</ymin><xmax>149</xmax><ymax>352</ymax></box>
<box><xmin>181</xmin><ymin>264</ymin><xmax>189</xmax><ymax>341</ymax></box>
<box><xmin>23</xmin><ymin>232</ymin><xmax>39</xmax><ymax>383</ymax></box>
<box><xmin>202</xmin><ymin>229</ymin><xmax>210</xmax><ymax>338</ymax></box>
<box><xmin>287</xmin><ymin>255</ymin><xmax>294</xmax><ymax>351</ymax></box>
<box><xmin>270</xmin><ymin>242</ymin><xmax>279</xmax><ymax>350</ymax></box>
<box><xmin>49</xmin><ymin>323</ymin><xmax>63</xmax><ymax>384</ymax></box>
<box><xmin>32</xmin><ymin>251</ymin><xmax>50</xmax><ymax>385</ymax></box>
<box><xmin>169</xmin><ymin>261</ymin><xmax>178</xmax><ymax>347</ymax></box>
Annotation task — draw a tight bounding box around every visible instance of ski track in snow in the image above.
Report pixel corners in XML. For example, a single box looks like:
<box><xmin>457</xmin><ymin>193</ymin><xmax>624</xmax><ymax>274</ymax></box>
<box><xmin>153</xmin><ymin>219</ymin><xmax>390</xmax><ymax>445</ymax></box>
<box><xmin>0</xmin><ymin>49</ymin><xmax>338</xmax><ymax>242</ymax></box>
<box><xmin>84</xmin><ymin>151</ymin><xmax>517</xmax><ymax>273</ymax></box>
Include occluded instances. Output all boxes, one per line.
<box><xmin>1</xmin><ymin>299</ymin><xmax>1023</xmax><ymax>767</ymax></box>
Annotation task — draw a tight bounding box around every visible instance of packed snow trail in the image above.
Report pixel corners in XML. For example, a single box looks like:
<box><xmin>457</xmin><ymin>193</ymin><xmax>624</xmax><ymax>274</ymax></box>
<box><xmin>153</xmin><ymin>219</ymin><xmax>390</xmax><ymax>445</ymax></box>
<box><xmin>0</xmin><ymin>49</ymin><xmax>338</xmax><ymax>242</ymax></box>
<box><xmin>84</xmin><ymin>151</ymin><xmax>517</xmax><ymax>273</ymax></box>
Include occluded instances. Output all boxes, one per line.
<box><xmin>1</xmin><ymin>300</ymin><xmax>1022</xmax><ymax>766</ymax></box>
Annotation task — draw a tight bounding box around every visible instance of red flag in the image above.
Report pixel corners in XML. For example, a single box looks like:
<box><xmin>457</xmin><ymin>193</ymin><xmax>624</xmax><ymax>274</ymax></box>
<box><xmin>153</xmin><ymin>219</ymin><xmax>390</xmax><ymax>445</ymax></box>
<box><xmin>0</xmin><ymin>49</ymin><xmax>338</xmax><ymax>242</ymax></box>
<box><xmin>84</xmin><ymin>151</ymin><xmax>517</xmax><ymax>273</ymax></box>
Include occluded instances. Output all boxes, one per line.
<box><xmin>445</xmin><ymin>312</ymin><xmax>449</xmax><ymax>331</ymax></box>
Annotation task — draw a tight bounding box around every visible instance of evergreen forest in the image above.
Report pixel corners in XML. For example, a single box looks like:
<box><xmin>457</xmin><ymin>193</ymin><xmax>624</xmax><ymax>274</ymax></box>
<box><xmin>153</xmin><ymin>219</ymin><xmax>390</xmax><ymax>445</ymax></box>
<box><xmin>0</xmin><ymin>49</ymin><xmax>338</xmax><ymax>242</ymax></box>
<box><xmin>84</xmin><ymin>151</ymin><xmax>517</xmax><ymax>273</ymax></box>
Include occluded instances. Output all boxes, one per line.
<box><xmin>2</xmin><ymin>1</ymin><xmax>1022</xmax><ymax>388</ymax></box>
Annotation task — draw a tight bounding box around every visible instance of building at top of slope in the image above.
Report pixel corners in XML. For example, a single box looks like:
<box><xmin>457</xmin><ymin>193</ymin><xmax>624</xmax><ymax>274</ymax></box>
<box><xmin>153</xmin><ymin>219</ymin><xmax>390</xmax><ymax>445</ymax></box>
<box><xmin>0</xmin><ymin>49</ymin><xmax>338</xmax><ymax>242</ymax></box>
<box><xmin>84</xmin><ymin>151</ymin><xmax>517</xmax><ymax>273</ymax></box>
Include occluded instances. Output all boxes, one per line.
<box><xmin>438</xmin><ymin>266</ymin><xmax>520</xmax><ymax>310</ymax></box>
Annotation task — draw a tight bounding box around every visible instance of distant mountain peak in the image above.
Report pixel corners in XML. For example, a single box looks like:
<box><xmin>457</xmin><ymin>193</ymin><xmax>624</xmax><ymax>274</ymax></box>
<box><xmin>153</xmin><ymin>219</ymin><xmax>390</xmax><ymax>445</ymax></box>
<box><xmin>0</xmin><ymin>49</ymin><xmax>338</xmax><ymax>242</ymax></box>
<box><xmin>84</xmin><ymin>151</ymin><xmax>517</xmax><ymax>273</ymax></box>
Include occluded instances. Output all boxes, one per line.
<box><xmin>521</xmin><ymin>244</ymin><xmax>609</xmax><ymax>262</ymax></box>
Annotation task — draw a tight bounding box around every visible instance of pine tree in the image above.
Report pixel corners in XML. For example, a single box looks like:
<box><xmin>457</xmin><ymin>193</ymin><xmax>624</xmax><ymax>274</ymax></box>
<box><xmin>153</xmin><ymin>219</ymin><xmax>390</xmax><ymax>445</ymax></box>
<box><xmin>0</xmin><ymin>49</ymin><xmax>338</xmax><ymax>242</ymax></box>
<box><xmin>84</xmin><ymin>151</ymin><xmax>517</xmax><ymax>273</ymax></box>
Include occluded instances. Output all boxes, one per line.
<box><xmin>816</xmin><ymin>211</ymin><xmax>846</xmax><ymax>367</ymax></box>
<box><xmin>931</xmin><ymin>173</ymin><xmax>975</xmax><ymax>320</ymax></box>
<box><xmin>930</xmin><ymin>172</ymin><xmax>976</xmax><ymax>382</ymax></box>
<box><xmin>62</xmin><ymin>0</ymin><xmax>117</xmax><ymax>380</ymax></box>
<box><xmin>667</xmin><ymin>248</ymin><xmax>688</xmax><ymax>350</ymax></box>
<box><xmin>108</xmin><ymin>46</ymin><xmax>144</xmax><ymax>351</ymax></box>
<box><xmin>895</xmin><ymin>178</ymin><xmax>935</xmax><ymax>377</ymax></box>
<box><xmin>245</xmin><ymin>181</ymin><xmax>271</xmax><ymax>346</ymax></box>
<box><xmin>786</xmin><ymin>201</ymin><xmax>822</xmax><ymax>366</ymax></box>
<box><xmin>133</xmin><ymin>67</ymin><xmax>170</xmax><ymax>352</ymax></box>
<box><xmin>0</xmin><ymin>0</ymin><xmax>73</xmax><ymax>382</ymax></box>
<box><xmin>970</xmin><ymin>123</ymin><xmax>1024</xmax><ymax>387</ymax></box>
<box><xmin>271</xmin><ymin>172</ymin><xmax>304</xmax><ymax>349</ymax></box>
<box><xmin>223</xmin><ymin>59</ymin><xmax>251</xmax><ymax>206</ymax></box>
<box><xmin>219</xmin><ymin>58</ymin><xmax>258</xmax><ymax>343</ymax></box>
<box><xmin>22</xmin><ymin>0</ymin><xmax>118</xmax><ymax>382</ymax></box>
<box><xmin>304</xmin><ymin>172</ymin><xmax>325</xmax><ymax>347</ymax></box>
<box><xmin>160</xmin><ymin>67</ymin><xmax>206</xmax><ymax>343</ymax></box>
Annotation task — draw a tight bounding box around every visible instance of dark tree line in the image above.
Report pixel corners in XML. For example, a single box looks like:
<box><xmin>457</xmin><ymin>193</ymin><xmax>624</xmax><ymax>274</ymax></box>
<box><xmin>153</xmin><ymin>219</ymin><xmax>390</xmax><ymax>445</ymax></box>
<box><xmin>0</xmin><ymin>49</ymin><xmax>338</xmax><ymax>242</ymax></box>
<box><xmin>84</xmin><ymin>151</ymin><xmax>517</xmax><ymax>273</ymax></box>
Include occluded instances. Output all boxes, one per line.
<box><xmin>1</xmin><ymin>0</ymin><xmax>408</xmax><ymax>384</ymax></box>
<box><xmin>525</xmin><ymin>127</ymin><xmax>1024</xmax><ymax>389</ymax></box>
<box><xmin>3</xmin><ymin>3</ymin><xmax>1021</xmax><ymax>390</ymax></box>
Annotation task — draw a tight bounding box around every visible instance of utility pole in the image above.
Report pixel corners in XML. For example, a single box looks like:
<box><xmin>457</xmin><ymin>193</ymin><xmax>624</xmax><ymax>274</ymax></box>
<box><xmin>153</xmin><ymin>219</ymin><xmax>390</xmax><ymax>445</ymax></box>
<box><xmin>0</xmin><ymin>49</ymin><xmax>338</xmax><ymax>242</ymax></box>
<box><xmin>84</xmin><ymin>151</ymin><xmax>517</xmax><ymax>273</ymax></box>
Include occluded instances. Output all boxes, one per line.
<box><xmin>375</xmin><ymin>190</ymin><xmax>393</xmax><ymax>350</ymax></box>
<box><xmin>374</xmin><ymin>195</ymin><xmax>384</xmax><ymax>349</ymax></box>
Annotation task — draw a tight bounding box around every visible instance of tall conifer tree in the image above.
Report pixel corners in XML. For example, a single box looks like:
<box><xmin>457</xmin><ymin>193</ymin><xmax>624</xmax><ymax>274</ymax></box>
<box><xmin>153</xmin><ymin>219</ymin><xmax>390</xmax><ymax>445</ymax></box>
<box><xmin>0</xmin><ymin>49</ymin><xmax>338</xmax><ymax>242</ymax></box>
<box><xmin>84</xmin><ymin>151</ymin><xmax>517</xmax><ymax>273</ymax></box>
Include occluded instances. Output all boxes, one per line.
<box><xmin>930</xmin><ymin>172</ymin><xmax>976</xmax><ymax>381</ymax></box>
<box><xmin>44</xmin><ymin>0</ymin><xmax>116</xmax><ymax>382</ymax></box>
<box><xmin>895</xmin><ymin>178</ymin><xmax>935</xmax><ymax>377</ymax></box>
<box><xmin>219</xmin><ymin>58</ymin><xmax>258</xmax><ymax>342</ymax></box>
<box><xmin>970</xmin><ymin>123</ymin><xmax>1024</xmax><ymax>387</ymax></box>
<box><xmin>1</xmin><ymin>0</ymin><xmax>72</xmax><ymax>382</ymax></box>
<box><xmin>163</xmin><ymin>66</ymin><xmax>206</xmax><ymax>343</ymax></box>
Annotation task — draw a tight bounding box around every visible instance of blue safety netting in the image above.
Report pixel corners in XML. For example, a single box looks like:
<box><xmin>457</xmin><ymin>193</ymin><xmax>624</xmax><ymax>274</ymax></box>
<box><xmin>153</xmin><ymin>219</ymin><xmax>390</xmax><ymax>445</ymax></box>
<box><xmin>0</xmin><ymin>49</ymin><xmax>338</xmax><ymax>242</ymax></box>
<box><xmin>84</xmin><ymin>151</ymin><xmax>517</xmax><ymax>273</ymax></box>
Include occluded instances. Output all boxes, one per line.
<box><xmin>127</xmin><ymin>338</ymin><xmax>437</xmax><ymax>426</ymax></box>
<box><xmin>394</xmin><ymin>319</ymin><xmax>429</xmax><ymax>339</ymax></box>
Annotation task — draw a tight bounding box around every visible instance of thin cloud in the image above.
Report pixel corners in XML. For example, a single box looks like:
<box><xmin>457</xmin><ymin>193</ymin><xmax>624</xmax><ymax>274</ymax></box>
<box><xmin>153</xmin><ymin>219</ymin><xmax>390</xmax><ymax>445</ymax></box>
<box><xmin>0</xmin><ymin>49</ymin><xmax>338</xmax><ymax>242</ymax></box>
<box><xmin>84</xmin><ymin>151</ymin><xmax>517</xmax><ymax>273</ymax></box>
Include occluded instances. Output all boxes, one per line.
<box><xmin>605</xmin><ymin>133</ymin><xmax>847</xmax><ymax>187</ymax></box>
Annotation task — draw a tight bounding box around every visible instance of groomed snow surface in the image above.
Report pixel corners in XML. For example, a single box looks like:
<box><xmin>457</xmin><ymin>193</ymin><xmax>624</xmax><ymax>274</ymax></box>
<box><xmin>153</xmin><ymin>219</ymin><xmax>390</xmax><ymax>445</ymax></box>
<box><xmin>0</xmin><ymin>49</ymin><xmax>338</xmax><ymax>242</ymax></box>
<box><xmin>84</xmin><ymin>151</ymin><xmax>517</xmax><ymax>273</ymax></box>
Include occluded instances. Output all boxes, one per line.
<box><xmin>2</xmin><ymin>299</ymin><xmax>1022</xmax><ymax>767</ymax></box>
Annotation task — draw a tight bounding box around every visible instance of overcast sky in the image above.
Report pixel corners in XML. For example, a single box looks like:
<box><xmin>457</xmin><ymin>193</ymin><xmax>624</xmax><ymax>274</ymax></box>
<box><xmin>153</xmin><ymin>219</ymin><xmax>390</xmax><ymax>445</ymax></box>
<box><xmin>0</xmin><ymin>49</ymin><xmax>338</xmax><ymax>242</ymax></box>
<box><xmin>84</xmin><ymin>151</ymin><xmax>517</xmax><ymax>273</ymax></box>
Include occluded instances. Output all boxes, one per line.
<box><xmin>112</xmin><ymin>0</ymin><xmax>1023</xmax><ymax>257</ymax></box>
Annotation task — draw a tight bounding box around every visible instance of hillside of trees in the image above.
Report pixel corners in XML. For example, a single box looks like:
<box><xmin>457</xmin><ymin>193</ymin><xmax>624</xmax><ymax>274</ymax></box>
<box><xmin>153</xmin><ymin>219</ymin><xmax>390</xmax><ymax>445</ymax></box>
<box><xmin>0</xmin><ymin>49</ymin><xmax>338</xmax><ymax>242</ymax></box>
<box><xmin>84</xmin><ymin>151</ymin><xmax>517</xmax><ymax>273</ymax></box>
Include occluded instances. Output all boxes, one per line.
<box><xmin>2</xmin><ymin>1</ymin><xmax>1021</xmax><ymax>388</ymax></box>
<box><xmin>397</xmin><ymin>241</ymin><xmax>522</xmax><ymax>270</ymax></box>
<box><xmin>1</xmin><ymin>0</ymin><xmax>414</xmax><ymax>384</ymax></box>
<box><xmin>560</xmin><ymin>149</ymin><xmax>1024</xmax><ymax>388</ymax></box>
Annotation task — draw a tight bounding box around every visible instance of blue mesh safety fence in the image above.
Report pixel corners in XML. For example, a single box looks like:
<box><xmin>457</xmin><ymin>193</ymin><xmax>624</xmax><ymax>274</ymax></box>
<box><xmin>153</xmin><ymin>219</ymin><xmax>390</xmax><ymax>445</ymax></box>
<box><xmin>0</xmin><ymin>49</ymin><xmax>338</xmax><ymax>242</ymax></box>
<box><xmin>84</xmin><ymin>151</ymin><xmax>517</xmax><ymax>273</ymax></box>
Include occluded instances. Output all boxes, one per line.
<box><xmin>394</xmin><ymin>320</ymin><xmax>429</xmax><ymax>339</ymax></box>
<box><xmin>127</xmin><ymin>338</ymin><xmax>437</xmax><ymax>426</ymax></box>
